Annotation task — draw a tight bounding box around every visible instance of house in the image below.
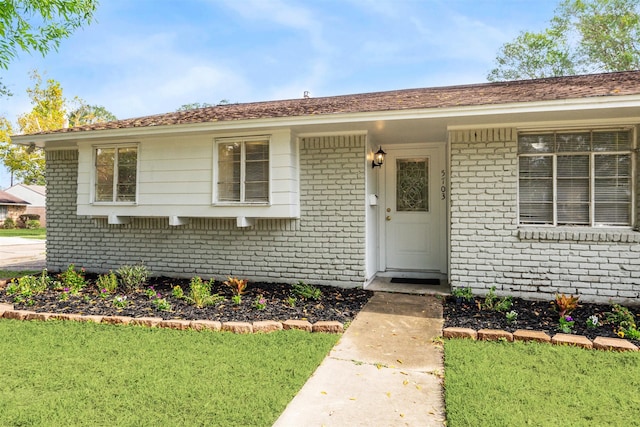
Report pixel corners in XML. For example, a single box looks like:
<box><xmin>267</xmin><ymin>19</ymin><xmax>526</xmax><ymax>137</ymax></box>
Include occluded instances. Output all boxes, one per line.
<box><xmin>11</xmin><ymin>71</ymin><xmax>640</xmax><ymax>303</ymax></box>
<box><xmin>5</xmin><ymin>184</ymin><xmax>46</xmax><ymax>226</ymax></box>
<box><xmin>0</xmin><ymin>191</ymin><xmax>29</xmax><ymax>227</ymax></box>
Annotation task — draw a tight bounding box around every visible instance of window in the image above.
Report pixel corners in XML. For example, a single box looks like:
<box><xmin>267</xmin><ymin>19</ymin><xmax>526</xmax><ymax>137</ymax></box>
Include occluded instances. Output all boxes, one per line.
<box><xmin>94</xmin><ymin>145</ymin><xmax>137</xmax><ymax>203</ymax></box>
<box><xmin>0</xmin><ymin>206</ymin><xmax>7</xmax><ymax>220</ymax></box>
<box><xmin>217</xmin><ymin>138</ymin><xmax>269</xmax><ymax>203</ymax></box>
<box><xmin>518</xmin><ymin>130</ymin><xmax>633</xmax><ymax>226</ymax></box>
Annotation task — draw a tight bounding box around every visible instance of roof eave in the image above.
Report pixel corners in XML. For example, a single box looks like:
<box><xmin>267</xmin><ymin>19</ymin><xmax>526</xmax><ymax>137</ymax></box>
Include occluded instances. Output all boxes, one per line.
<box><xmin>12</xmin><ymin>94</ymin><xmax>640</xmax><ymax>148</ymax></box>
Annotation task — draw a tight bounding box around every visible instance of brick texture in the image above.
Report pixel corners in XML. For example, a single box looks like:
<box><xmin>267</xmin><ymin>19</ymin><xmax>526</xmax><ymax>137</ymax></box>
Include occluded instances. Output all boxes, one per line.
<box><xmin>45</xmin><ymin>135</ymin><xmax>365</xmax><ymax>287</ymax></box>
<box><xmin>449</xmin><ymin>128</ymin><xmax>640</xmax><ymax>304</ymax></box>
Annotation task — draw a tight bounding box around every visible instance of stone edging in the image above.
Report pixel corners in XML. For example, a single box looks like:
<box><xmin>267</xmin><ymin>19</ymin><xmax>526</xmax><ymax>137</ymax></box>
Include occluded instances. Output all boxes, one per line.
<box><xmin>0</xmin><ymin>303</ymin><xmax>344</xmax><ymax>334</ymax></box>
<box><xmin>443</xmin><ymin>327</ymin><xmax>639</xmax><ymax>352</ymax></box>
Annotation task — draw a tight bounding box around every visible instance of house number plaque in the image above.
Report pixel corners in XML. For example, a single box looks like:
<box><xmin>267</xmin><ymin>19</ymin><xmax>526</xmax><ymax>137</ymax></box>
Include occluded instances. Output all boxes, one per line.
<box><xmin>440</xmin><ymin>169</ymin><xmax>446</xmax><ymax>200</ymax></box>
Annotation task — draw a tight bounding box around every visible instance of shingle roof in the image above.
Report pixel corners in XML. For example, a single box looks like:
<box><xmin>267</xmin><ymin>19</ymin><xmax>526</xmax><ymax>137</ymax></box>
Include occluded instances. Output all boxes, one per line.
<box><xmin>0</xmin><ymin>191</ymin><xmax>29</xmax><ymax>205</ymax></box>
<box><xmin>34</xmin><ymin>71</ymin><xmax>640</xmax><ymax>136</ymax></box>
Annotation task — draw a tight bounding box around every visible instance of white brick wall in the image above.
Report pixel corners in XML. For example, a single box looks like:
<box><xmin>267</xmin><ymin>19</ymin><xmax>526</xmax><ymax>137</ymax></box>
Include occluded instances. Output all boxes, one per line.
<box><xmin>449</xmin><ymin>128</ymin><xmax>640</xmax><ymax>303</ymax></box>
<box><xmin>45</xmin><ymin>134</ymin><xmax>366</xmax><ymax>287</ymax></box>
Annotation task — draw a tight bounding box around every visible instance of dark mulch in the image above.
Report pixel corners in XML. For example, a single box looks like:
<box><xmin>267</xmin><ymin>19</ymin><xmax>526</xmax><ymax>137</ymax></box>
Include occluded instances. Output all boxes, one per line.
<box><xmin>0</xmin><ymin>276</ymin><xmax>373</xmax><ymax>324</ymax></box>
<box><xmin>444</xmin><ymin>295</ymin><xmax>640</xmax><ymax>346</ymax></box>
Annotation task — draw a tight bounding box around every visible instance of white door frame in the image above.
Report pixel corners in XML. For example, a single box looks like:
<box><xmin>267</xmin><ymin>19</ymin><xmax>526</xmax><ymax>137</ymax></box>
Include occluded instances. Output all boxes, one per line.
<box><xmin>377</xmin><ymin>142</ymin><xmax>448</xmax><ymax>275</ymax></box>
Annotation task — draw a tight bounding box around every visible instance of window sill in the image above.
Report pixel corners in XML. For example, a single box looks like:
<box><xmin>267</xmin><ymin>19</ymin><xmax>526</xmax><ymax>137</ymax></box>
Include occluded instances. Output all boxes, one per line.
<box><xmin>517</xmin><ymin>227</ymin><xmax>640</xmax><ymax>243</ymax></box>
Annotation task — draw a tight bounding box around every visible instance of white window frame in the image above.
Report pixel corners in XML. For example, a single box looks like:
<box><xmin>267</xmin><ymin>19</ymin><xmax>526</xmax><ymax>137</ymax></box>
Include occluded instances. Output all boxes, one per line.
<box><xmin>91</xmin><ymin>143</ymin><xmax>139</xmax><ymax>205</ymax></box>
<box><xmin>517</xmin><ymin>128</ymin><xmax>635</xmax><ymax>228</ymax></box>
<box><xmin>213</xmin><ymin>136</ymin><xmax>271</xmax><ymax>205</ymax></box>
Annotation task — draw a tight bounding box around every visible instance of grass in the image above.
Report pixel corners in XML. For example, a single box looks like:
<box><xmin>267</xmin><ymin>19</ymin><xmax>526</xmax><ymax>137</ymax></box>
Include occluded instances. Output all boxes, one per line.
<box><xmin>0</xmin><ymin>269</ymin><xmax>40</xmax><ymax>278</ymax></box>
<box><xmin>0</xmin><ymin>320</ymin><xmax>339</xmax><ymax>426</ymax></box>
<box><xmin>444</xmin><ymin>339</ymin><xmax>640</xmax><ymax>426</ymax></box>
<box><xmin>0</xmin><ymin>228</ymin><xmax>46</xmax><ymax>239</ymax></box>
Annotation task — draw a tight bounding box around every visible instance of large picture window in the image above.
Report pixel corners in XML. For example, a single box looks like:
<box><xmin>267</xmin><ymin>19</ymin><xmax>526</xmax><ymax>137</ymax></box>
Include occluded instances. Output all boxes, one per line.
<box><xmin>217</xmin><ymin>138</ymin><xmax>269</xmax><ymax>203</ymax></box>
<box><xmin>518</xmin><ymin>130</ymin><xmax>633</xmax><ymax>227</ymax></box>
<box><xmin>94</xmin><ymin>145</ymin><xmax>138</xmax><ymax>203</ymax></box>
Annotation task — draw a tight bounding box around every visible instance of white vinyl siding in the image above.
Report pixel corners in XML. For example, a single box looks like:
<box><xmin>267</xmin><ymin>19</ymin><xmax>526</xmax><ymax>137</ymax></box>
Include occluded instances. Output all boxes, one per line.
<box><xmin>518</xmin><ymin>130</ymin><xmax>633</xmax><ymax>227</ymax></box>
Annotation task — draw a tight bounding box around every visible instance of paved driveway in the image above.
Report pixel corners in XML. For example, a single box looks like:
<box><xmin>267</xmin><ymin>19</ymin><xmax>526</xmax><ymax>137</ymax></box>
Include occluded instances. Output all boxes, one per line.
<box><xmin>0</xmin><ymin>237</ymin><xmax>46</xmax><ymax>270</ymax></box>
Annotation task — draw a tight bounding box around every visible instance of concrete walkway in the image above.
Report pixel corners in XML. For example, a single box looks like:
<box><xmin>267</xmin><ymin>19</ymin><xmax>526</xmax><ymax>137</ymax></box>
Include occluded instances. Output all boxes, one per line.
<box><xmin>274</xmin><ymin>292</ymin><xmax>446</xmax><ymax>426</ymax></box>
<box><xmin>0</xmin><ymin>237</ymin><xmax>46</xmax><ymax>270</ymax></box>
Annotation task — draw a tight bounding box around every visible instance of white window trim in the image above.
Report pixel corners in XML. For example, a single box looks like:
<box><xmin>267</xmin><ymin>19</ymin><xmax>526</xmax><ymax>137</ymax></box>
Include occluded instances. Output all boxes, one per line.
<box><xmin>213</xmin><ymin>136</ymin><xmax>271</xmax><ymax>206</ymax></box>
<box><xmin>91</xmin><ymin>143</ymin><xmax>139</xmax><ymax>205</ymax></box>
<box><xmin>517</xmin><ymin>127</ymin><xmax>636</xmax><ymax>228</ymax></box>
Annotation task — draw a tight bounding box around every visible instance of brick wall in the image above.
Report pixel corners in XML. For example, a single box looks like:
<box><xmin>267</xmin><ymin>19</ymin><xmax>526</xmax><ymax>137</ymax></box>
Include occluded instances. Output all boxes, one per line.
<box><xmin>45</xmin><ymin>135</ymin><xmax>366</xmax><ymax>287</ymax></box>
<box><xmin>449</xmin><ymin>128</ymin><xmax>640</xmax><ymax>303</ymax></box>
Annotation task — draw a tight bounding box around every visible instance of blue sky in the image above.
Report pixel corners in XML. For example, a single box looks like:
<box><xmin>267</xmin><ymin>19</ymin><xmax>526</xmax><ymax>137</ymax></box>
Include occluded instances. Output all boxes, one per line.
<box><xmin>0</xmin><ymin>0</ymin><xmax>559</xmax><ymax>188</ymax></box>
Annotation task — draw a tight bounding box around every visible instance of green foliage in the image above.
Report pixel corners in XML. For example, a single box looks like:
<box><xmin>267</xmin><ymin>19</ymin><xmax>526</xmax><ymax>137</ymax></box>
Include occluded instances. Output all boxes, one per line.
<box><xmin>605</xmin><ymin>303</ymin><xmax>639</xmax><ymax>339</ymax></box>
<box><xmin>253</xmin><ymin>294</ymin><xmax>267</xmax><ymax>310</ymax></box>
<box><xmin>112</xmin><ymin>295</ymin><xmax>128</xmax><ymax>308</ymax></box>
<box><xmin>558</xmin><ymin>315</ymin><xmax>575</xmax><ymax>333</ymax></box>
<box><xmin>2</xmin><ymin>218</ymin><xmax>16</xmax><ymax>229</ymax></box>
<box><xmin>57</xmin><ymin>264</ymin><xmax>86</xmax><ymax>294</ymax></box>
<box><xmin>231</xmin><ymin>294</ymin><xmax>242</xmax><ymax>305</ymax></box>
<box><xmin>552</xmin><ymin>293</ymin><xmax>580</xmax><ymax>318</ymax></box>
<box><xmin>292</xmin><ymin>281</ymin><xmax>322</xmax><ymax>300</ymax></box>
<box><xmin>482</xmin><ymin>286</ymin><xmax>513</xmax><ymax>312</ymax></box>
<box><xmin>488</xmin><ymin>0</ymin><xmax>640</xmax><ymax>81</ymax></box>
<box><xmin>96</xmin><ymin>271</ymin><xmax>118</xmax><ymax>294</ymax></box>
<box><xmin>171</xmin><ymin>285</ymin><xmax>184</xmax><ymax>299</ymax></box>
<box><xmin>116</xmin><ymin>264</ymin><xmax>149</xmax><ymax>292</ymax></box>
<box><xmin>152</xmin><ymin>297</ymin><xmax>172</xmax><ymax>312</ymax></box>
<box><xmin>285</xmin><ymin>296</ymin><xmax>297</xmax><ymax>307</ymax></box>
<box><xmin>0</xmin><ymin>0</ymin><xmax>98</xmax><ymax>69</ymax></box>
<box><xmin>183</xmin><ymin>276</ymin><xmax>223</xmax><ymax>308</ymax></box>
<box><xmin>6</xmin><ymin>270</ymin><xmax>50</xmax><ymax>303</ymax></box>
<box><xmin>505</xmin><ymin>310</ymin><xmax>518</xmax><ymax>324</ymax></box>
<box><xmin>586</xmin><ymin>314</ymin><xmax>600</xmax><ymax>329</ymax></box>
<box><xmin>67</xmin><ymin>98</ymin><xmax>116</xmax><ymax>126</ymax></box>
<box><xmin>24</xmin><ymin>219</ymin><xmax>40</xmax><ymax>229</ymax></box>
<box><xmin>451</xmin><ymin>287</ymin><xmax>474</xmax><ymax>302</ymax></box>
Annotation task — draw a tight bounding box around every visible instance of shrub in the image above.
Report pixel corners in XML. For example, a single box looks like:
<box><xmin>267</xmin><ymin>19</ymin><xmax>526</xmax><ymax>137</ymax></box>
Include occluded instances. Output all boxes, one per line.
<box><xmin>6</xmin><ymin>270</ymin><xmax>51</xmax><ymax>303</ymax></box>
<box><xmin>3</xmin><ymin>218</ymin><xmax>15</xmax><ymax>229</ymax></box>
<box><xmin>224</xmin><ymin>277</ymin><xmax>248</xmax><ymax>296</ymax></box>
<box><xmin>25</xmin><ymin>219</ymin><xmax>40</xmax><ymax>229</ymax></box>
<box><xmin>96</xmin><ymin>271</ymin><xmax>118</xmax><ymax>293</ymax></box>
<box><xmin>552</xmin><ymin>294</ymin><xmax>580</xmax><ymax>319</ymax></box>
<box><xmin>183</xmin><ymin>277</ymin><xmax>223</xmax><ymax>308</ymax></box>
<box><xmin>57</xmin><ymin>264</ymin><xmax>86</xmax><ymax>294</ymax></box>
<box><xmin>292</xmin><ymin>281</ymin><xmax>322</xmax><ymax>300</ymax></box>
<box><xmin>116</xmin><ymin>264</ymin><xmax>149</xmax><ymax>292</ymax></box>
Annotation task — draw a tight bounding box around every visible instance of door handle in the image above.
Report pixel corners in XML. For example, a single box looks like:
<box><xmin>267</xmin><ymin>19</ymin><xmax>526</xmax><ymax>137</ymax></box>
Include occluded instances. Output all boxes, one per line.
<box><xmin>386</xmin><ymin>215</ymin><xmax>392</xmax><ymax>221</ymax></box>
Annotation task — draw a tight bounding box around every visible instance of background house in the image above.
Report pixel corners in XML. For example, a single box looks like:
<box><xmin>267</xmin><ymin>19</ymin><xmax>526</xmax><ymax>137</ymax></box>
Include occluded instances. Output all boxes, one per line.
<box><xmin>0</xmin><ymin>191</ymin><xmax>29</xmax><ymax>227</ymax></box>
<box><xmin>11</xmin><ymin>71</ymin><xmax>640</xmax><ymax>303</ymax></box>
<box><xmin>5</xmin><ymin>184</ymin><xmax>46</xmax><ymax>227</ymax></box>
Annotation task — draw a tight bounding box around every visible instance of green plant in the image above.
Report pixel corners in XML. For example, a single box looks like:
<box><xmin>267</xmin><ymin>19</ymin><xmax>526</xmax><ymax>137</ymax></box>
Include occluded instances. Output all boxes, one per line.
<box><xmin>98</xmin><ymin>288</ymin><xmax>109</xmax><ymax>299</ymax></box>
<box><xmin>184</xmin><ymin>276</ymin><xmax>223</xmax><ymax>308</ymax></box>
<box><xmin>145</xmin><ymin>286</ymin><xmax>157</xmax><ymax>299</ymax></box>
<box><xmin>25</xmin><ymin>219</ymin><xmax>40</xmax><ymax>229</ymax></box>
<box><xmin>253</xmin><ymin>294</ymin><xmax>267</xmax><ymax>310</ymax></box>
<box><xmin>482</xmin><ymin>286</ymin><xmax>512</xmax><ymax>312</ymax></box>
<box><xmin>113</xmin><ymin>295</ymin><xmax>128</xmax><ymax>308</ymax></box>
<box><xmin>586</xmin><ymin>315</ymin><xmax>600</xmax><ymax>329</ymax></box>
<box><xmin>558</xmin><ymin>315</ymin><xmax>575</xmax><ymax>334</ymax></box>
<box><xmin>6</xmin><ymin>270</ymin><xmax>51</xmax><ymax>303</ymax></box>
<box><xmin>292</xmin><ymin>281</ymin><xmax>322</xmax><ymax>300</ymax></box>
<box><xmin>552</xmin><ymin>294</ymin><xmax>580</xmax><ymax>318</ymax></box>
<box><xmin>285</xmin><ymin>296</ymin><xmax>297</xmax><ymax>307</ymax></box>
<box><xmin>505</xmin><ymin>310</ymin><xmax>518</xmax><ymax>324</ymax></box>
<box><xmin>224</xmin><ymin>277</ymin><xmax>248</xmax><ymax>296</ymax></box>
<box><xmin>57</xmin><ymin>264</ymin><xmax>86</xmax><ymax>294</ymax></box>
<box><xmin>3</xmin><ymin>218</ymin><xmax>16</xmax><ymax>229</ymax></box>
<box><xmin>116</xmin><ymin>264</ymin><xmax>149</xmax><ymax>291</ymax></box>
<box><xmin>172</xmin><ymin>285</ymin><xmax>184</xmax><ymax>299</ymax></box>
<box><xmin>606</xmin><ymin>304</ymin><xmax>638</xmax><ymax>340</ymax></box>
<box><xmin>152</xmin><ymin>297</ymin><xmax>172</xmax><ymax>312</ymax></box>
<box><xmin>96</xmin><ymin>271</ymin><xmax>118</xmax><ymax>293</ymax></box>
<box><xmin>451</xmin><ymin>287</ymin><xmax>474</xmax><ymax>302</ymax></box>
<box><xmin>232</xmin><ymin>294</ymin><xmax>242</xmax><ymax>305</ymax></box>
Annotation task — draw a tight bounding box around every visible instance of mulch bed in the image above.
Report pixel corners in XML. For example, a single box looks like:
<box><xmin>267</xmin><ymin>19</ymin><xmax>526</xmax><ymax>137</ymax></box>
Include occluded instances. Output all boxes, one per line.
<box><xmin>444</xmin><ymin>295</ymin><xmax>640</xmax><ymax>346</ymax></box>
<box><xmin>0</xmin><ymin>276</ymin><xmax>373</xmax><ymax>324</ymax></box>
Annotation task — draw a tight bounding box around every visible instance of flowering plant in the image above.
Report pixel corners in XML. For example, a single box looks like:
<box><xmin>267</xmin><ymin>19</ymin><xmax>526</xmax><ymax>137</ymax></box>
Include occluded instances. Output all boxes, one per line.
<box><xmin>113</xmin><ymin>295</ymin><xmax>128</xmax><ymax>308</ymax></box>
<box><xmin>505</xmin><ymin>310</ymin><xmax>518</xmax><ymax>324</ymax></box>
<box><xmin>253</xmin><ymin>295</ymin><xmax>267</xmax><ymax>310</ymax></box>
<box><xmin>558</xmin><ymin>315</ymin><xmax>575</xmax><ymax>333</ymax></box>
<box><xmin>586</xmin><ymin>315</ymin><xmax>599</xmax><ymax>329</ymax></box>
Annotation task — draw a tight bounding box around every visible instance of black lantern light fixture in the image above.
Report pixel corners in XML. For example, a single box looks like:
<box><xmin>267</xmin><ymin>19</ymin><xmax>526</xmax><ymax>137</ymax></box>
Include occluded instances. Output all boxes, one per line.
<box><xmin>372</xmin><ymin>146</ymin><xmax>386</xmax><ymax>168</ymax></box>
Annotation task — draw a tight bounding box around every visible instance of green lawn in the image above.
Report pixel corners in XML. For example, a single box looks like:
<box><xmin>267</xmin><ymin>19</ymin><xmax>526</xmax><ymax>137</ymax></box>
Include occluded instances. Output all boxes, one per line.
<box><xmin>0</xmin><ymin>228</ymin><xmax>46</xmax><ymax>239</ymax></box>
<box><xmin>0</xmin><ymin>320</ymin><xmax>339</xmax><ymax>426</ymax></box>
<box><xmin>444</xmin><ymin>339</ymin><xmax>640</xmax><ymax>426</ymax></box>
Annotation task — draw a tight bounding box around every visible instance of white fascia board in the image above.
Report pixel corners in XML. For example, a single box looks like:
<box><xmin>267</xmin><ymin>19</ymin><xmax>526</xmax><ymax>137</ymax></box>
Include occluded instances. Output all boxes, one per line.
<box><xmin>12</xmin><ymin>94</ymin><xmax>640</xmax><ymax>148</ymax></box>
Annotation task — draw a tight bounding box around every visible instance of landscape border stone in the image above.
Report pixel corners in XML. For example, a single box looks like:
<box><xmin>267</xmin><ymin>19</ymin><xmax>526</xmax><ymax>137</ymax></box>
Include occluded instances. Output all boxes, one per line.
<box><xmin>443</xmin><ymin>327</ymin><xmax>638</xmax><ymax>352</ymax></box>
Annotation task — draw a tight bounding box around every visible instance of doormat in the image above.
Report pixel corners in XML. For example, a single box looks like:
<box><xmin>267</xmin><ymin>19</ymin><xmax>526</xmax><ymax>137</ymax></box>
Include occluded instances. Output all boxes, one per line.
<box><xmin>390</xmin><ymin>278</ymin><xmax>441</xmax><ymax>285</ymax></box>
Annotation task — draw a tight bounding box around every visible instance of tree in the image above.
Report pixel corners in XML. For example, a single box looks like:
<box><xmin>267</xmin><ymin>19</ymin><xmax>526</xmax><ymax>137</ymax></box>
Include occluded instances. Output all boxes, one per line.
<box><xmin>67</xmin><ymin>99</ymin><xmax>117</xmax><ymax>126</ymax></box>
<box><xmin>488</xmin><ymin>0</ymin><xmax>640</xmax><ymax>81</ymax></box>
<box><xmin>176</xmin><ymin>100</ymin><xmax>231</xmax><ymax>111</ymax></box>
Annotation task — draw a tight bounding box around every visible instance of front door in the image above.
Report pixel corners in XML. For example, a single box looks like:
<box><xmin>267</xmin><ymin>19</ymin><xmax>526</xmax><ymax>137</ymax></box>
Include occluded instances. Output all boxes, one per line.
<box><xmin>384</xmin><ymin>146</ymin><xmax>446</xmax><ymax>272</ymax></box>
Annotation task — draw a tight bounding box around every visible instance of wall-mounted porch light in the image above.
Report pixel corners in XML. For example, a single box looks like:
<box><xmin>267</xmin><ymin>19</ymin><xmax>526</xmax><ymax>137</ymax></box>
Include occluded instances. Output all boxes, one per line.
<box><xmin>371</xmin><ymin>146</ymin><xmax>386</xmax><ymax>168</ymax></box>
